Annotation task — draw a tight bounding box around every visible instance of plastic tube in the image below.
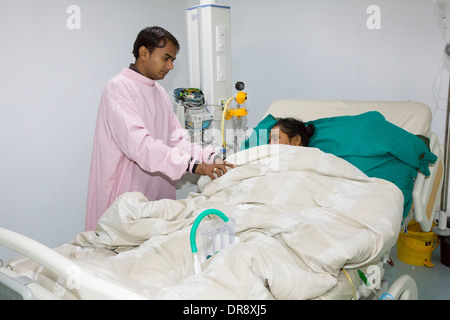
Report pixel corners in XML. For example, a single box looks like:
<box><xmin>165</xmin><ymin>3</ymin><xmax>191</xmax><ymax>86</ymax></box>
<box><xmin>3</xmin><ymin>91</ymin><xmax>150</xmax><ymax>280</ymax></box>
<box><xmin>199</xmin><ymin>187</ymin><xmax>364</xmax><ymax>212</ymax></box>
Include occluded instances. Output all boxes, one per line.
<box><xmin>190</xmin><ymin>209</ymin><xmax>230</xmax><ymax>275</ymax></box>
<box><xmin>221</xmin><ymin>97</ymin><xmax>235</xmax><ymax>148</ymax></box>
<box><xmin>190</xmin><ymin>209</ymin><xmax>229</xmax><ymax>254</ymax></box>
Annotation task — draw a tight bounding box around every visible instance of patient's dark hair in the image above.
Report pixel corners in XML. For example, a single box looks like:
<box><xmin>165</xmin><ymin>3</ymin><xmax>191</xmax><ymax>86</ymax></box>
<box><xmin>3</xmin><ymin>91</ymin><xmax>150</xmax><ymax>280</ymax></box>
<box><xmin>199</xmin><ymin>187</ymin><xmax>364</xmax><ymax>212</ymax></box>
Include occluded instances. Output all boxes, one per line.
<box><xmin>132</xmin><ymin>26</ymin><xmax>180</xmax><ymax>58</ymax></box>
<box><xmin>274</xmin><ymin>118</ymin><xmax>316</xmax><ymax>147</ymax></box>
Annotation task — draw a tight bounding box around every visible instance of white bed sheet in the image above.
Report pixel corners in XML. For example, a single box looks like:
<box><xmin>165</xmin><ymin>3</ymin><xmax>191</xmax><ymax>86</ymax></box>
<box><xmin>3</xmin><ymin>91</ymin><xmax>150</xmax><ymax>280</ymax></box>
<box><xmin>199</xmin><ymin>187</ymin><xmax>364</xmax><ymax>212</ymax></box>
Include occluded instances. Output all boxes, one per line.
<box><xmin>8</xmin><ymin>144</ymin><xmax>403</xmax><ymax>300</ymax></box>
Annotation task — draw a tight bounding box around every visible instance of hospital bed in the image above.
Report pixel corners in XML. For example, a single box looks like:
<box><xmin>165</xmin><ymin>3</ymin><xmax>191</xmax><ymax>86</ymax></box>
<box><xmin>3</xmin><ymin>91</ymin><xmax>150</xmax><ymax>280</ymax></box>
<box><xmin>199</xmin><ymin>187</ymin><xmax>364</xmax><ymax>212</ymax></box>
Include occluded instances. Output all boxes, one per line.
<box><xmin>260</xmin><ymin>99</ymin><xmax>444</xmax><ymax>300</ymax></box>
<box><xmin>0</xmin><ymin>99</ymin><xmax>443</xmax><ymax>300</ymax></box>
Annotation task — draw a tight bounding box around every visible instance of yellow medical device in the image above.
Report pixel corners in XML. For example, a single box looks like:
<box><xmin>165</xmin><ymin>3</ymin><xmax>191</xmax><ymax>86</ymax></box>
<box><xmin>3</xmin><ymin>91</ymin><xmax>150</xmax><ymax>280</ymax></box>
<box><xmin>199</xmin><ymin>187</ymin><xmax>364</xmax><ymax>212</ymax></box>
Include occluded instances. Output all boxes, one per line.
<box><xmin>221</xmin><ymin>82</ymin><xmax>248</xmax><ymax>148</ymax></box>
<box><xmin>225</xmin><ymin>107</ymin><xmax>248</xmax><ymax>120</ymax></box>
<box><xmin>235</xmin><ymin>91</ymin><xmax>247</xmax><ymax>105</ymax></box>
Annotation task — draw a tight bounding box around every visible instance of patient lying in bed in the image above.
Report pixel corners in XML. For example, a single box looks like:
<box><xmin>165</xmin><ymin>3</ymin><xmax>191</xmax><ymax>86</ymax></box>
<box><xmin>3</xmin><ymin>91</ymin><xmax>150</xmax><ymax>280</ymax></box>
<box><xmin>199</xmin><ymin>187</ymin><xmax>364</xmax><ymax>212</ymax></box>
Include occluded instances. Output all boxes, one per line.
<box><xmin>8</xmin><ymin>141</ymin><xmax>404</xmax><ymax>300</ymax></box>
<box><xmin>269</xmin><ymin>118</ymin><xmax>315</xmax><ymax>147</ymax></box>
<box><xmin>246</xmin><ymin>112</ymin><xmax>437</xmax><ymax>220</ymax></box>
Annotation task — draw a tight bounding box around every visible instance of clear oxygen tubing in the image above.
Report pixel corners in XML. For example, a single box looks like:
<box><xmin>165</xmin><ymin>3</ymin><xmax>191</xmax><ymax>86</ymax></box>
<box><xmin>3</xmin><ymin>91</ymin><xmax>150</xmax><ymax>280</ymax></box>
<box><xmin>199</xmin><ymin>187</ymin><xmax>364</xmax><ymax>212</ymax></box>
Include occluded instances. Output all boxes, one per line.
<box><xmin>221</xmin><ymin>97</ymin><xmax>235</xmax><ymax>148</ymax></box>
<box><xmin>190</xmin><ymin>209</ymin><xmax>230</xmax><ymax>274</ymax></box>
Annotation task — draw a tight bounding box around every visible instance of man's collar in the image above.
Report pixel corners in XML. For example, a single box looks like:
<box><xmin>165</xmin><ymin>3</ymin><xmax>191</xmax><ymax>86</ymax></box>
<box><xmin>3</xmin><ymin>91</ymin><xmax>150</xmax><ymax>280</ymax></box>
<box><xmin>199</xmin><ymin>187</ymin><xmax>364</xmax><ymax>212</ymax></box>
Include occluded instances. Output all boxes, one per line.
<box><xmin>129</xmin><ymin>63</ymin><xmax>143</xmax><ymax>75</ymax></box>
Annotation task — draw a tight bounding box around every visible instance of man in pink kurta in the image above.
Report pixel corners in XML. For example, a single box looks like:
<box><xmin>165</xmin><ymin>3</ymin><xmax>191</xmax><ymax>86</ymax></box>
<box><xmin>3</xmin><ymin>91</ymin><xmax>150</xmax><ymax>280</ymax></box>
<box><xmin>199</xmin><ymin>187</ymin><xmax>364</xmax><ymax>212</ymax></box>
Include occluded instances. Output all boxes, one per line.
<box><xmin>85</xmin><ymin>27</ymin><xmax>230</xmax><ymax>230</ymax></box>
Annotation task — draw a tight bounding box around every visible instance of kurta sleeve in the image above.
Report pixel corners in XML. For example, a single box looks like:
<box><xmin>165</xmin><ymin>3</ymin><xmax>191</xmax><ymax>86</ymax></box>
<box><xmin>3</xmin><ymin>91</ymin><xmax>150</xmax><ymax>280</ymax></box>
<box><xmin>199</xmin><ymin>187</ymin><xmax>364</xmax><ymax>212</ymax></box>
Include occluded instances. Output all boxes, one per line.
<box><xmin>103</xmin><ymin>82</ymin><xmax>191</xmax><ymax>180</ymax></box>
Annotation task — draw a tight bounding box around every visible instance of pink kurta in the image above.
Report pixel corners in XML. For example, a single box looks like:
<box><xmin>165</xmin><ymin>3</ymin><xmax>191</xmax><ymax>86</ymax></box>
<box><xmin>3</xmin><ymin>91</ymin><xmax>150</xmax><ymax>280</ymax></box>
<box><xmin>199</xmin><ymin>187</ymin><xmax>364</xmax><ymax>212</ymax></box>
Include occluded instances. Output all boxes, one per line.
<box><xmin>85</xmin><ymin>68</ymin><xmax>214</xmax><ymax>230</ymax></box>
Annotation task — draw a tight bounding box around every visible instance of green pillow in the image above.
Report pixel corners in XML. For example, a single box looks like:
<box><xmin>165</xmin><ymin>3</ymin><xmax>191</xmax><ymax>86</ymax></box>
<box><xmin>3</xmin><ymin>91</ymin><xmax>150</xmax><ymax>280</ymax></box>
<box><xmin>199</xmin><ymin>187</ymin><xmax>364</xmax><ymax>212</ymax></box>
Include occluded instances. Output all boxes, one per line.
<box><xmin>240</xmin><ymin>114</ymin><xmax>278</xmax><ymax>151</ymax></box>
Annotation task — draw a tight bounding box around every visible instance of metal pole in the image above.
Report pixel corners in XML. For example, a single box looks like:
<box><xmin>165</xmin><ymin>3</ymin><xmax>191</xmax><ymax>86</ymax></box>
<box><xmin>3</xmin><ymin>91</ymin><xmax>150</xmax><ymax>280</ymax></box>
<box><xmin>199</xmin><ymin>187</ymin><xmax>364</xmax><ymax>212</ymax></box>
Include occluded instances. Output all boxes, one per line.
<box><xmin>441</xmin><ymin>74</ymin><xmax>450</xmax><ymax>211</ymax></box>
<box><xmin>435</xmin><ymin>74</ymin><xmax>450</xmax><ymax>235</ymax></box>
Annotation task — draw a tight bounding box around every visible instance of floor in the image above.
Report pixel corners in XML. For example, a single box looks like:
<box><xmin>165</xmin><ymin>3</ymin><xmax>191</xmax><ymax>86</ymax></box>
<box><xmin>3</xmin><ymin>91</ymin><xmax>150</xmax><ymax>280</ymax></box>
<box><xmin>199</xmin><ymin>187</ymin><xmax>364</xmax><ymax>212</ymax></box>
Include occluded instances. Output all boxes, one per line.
<box><xmin>384</xmin><ymin>239</ymin><xmax>450</xmax><ymax>300</ymax></box>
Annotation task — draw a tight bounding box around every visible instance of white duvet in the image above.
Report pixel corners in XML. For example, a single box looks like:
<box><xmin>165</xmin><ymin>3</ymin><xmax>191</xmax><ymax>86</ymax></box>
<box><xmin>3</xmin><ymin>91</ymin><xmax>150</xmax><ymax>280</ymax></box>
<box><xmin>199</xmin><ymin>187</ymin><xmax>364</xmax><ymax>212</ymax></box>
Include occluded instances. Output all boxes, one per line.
<box><xmin>9</xmin><ymin>144</ymin><xmax>403</xmax><ymax>300</ymax></box>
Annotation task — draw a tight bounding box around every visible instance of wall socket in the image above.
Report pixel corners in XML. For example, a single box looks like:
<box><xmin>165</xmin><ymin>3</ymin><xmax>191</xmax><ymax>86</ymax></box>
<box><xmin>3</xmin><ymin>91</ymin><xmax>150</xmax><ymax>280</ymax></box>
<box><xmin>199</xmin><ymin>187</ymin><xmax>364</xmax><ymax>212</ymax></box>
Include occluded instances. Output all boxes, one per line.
<box><xmin>219</xmin><ymin>98</ymin><xmax>228</xmax><ymax>108</ymax></box>
<box><xmin>217</xmin><ymin>55</ymin><xmax>227</xmax><ymax>81</ymax></box>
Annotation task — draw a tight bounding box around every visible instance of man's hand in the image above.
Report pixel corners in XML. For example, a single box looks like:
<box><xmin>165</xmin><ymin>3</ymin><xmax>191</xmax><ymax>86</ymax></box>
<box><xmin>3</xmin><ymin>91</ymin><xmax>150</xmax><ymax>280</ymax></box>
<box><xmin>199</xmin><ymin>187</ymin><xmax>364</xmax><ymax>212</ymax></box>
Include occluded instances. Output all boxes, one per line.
<box><xmin>195</xmin><ymin>162</ymin><xmax>235</xmax><ymax>180</ymax></box>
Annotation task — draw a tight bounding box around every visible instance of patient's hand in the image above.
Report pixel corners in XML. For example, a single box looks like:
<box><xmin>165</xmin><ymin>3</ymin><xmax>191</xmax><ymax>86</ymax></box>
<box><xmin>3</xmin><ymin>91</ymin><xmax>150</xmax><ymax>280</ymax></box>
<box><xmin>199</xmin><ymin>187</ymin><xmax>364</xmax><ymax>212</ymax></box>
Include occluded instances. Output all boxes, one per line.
<box><xmin>195</xmin><ymin>162</ymin><xmax>235</xmax><ymax>180</ymax></box>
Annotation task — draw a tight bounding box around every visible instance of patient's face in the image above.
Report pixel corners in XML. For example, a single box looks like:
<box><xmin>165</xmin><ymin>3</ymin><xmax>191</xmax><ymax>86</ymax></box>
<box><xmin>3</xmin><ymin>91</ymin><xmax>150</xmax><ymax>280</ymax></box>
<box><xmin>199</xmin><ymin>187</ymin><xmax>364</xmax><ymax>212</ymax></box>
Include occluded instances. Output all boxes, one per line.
<box><xmin>270</xmin><ymin>126</ymin><xmax>299</xmax><ymax>145</ymax></box>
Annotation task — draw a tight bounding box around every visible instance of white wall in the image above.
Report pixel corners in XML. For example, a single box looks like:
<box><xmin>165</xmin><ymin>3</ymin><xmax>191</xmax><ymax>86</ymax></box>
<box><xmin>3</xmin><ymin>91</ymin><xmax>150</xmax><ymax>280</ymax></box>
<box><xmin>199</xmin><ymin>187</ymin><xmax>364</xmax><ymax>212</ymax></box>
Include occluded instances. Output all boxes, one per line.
<box><xmin>230</xmin><ymin>0</ymin><xmax>449</xmax><ymax>133</ymax></box>
<box><xmin>0</xmin><ymin>0</ymin><xmax>191</xmax><ymax>260</ymax></box>
<box><xmin>0</xmin><ymin>0</ymin><xmax>449</xmax><ymax>261</ymax></box>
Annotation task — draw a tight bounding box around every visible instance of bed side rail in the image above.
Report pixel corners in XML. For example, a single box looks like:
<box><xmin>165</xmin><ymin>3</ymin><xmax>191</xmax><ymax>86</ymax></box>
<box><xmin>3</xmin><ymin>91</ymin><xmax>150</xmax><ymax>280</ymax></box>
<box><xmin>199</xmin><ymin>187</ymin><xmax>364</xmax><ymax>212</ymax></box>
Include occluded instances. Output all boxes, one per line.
<box><xmin>412</xmin><ymin>132</ymin><xmax>444</xmax><ymax>232</ymax></box>
<box><xmin>385</xmin><ymin>274</ymin><xmax>418</xmax><ymax>300</ymax></box>
<box><xmin>0</xmin><ymin>265</ymin><xmax>65</xmax><ymax>300</ymax></box>
<box><xmin>0</xmin><ymin>227</ymin><xmax>147</xmax><ymax>300</ymax></box>
<box><xmin>0</xmin><ymin>268</ymin><xmax>35</xmax><ymax>300</ymax></box>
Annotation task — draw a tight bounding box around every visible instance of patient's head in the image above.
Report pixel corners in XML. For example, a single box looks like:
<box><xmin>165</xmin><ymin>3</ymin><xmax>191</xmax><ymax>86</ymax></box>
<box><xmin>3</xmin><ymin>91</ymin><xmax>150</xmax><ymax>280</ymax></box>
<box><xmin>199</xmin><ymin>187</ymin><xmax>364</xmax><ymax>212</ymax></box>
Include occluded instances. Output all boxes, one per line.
<box><xmin>269</xmin><ymin>118</ymin><xmax>316</xmax><ymax>146</ymax></box>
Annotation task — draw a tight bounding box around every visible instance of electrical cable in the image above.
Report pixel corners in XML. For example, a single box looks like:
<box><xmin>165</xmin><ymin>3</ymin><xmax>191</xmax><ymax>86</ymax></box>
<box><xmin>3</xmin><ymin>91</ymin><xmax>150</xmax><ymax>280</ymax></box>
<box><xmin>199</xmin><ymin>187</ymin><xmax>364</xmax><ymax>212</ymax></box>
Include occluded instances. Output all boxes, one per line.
<box><xmin>174</xmin><ymin>88</ymin><xmax>212</xmax><ymax>130</ymax></box>
<box><xmin>174</xmin><ymin>88</ymin><xmax>205</xmax><ymax>109</ymax></box>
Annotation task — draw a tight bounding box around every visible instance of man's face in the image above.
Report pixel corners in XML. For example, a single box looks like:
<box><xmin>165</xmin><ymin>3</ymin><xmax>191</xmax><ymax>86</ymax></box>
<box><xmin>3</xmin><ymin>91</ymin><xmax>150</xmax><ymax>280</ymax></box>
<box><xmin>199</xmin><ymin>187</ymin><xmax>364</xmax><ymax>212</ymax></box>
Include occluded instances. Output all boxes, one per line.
<box><xmin>139</xmin><ymin>40</ymin><xmax>177</xmax><ymax>80</ymax></box>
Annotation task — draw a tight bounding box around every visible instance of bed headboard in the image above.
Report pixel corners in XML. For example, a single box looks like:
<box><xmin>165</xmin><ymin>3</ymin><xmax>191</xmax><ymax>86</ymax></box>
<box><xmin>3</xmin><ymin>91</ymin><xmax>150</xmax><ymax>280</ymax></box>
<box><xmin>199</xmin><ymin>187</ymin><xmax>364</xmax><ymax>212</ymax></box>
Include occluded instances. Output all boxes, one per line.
<box><xmin>264</xmin><ymin>99</ymin><xmax>432</xmax><ymax>136</ymax></box>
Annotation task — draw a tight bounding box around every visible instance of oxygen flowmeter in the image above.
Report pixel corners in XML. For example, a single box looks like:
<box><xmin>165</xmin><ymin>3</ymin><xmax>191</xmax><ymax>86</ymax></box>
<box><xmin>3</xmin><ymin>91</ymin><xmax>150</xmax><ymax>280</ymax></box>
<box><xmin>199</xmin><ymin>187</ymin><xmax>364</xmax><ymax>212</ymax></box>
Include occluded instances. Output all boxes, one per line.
<box><xmin>221</xmin><ymin>82</ymin><xmax>248</xmax><ymax>150</ymax></box>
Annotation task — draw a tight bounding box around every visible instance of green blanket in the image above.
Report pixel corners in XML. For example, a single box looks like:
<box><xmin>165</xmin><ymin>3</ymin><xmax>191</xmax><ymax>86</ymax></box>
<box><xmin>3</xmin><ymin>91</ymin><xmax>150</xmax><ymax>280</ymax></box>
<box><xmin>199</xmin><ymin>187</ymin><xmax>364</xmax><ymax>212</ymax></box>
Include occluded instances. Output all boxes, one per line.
<box><xmin>241</xmin><ymin>111</ymin><xmax>437</xmax><ymax>218</ymax></box>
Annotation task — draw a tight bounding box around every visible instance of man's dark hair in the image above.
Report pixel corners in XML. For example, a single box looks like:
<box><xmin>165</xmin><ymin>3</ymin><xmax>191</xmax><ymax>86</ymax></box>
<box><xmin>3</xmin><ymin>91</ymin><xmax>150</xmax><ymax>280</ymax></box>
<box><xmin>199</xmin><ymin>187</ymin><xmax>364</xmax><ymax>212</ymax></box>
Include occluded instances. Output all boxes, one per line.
<box><xmin>132</xmin><ymin>26</ymin><xmax>180</xmax><ymax>59</ymax></box>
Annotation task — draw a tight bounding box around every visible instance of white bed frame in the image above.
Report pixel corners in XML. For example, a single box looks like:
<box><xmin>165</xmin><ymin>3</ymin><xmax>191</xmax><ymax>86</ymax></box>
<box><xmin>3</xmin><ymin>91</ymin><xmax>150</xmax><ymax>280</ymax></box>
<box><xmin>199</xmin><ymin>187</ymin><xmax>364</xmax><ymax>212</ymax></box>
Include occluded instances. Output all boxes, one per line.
<box><xmin>0</xmin><ymin>99</ymin><xmax>440</xmax><ymax>300</ymax></box>
<box><xmin>0</xmin><ymin>228</ymin><xmax>146</xmax><ymax>300</ymax></box>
